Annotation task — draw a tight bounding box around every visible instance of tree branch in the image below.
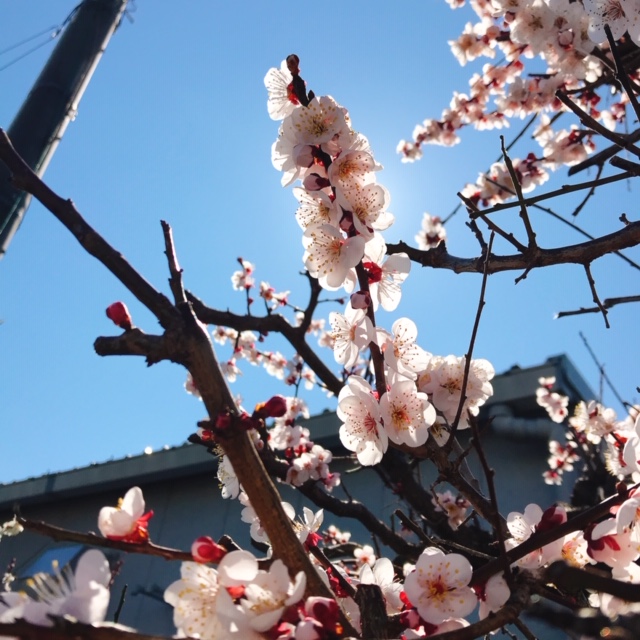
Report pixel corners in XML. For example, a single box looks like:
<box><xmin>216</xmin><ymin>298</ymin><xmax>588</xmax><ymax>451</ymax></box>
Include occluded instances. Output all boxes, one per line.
<box><xmin>387</xmin><ymin>221</ymin><xmax>640</xmax><ymax>275</ymax></box>
<box><xmin>17</xmin><ymin>517</ymin><xmax>194</xmax><ymax>561</ymax></box>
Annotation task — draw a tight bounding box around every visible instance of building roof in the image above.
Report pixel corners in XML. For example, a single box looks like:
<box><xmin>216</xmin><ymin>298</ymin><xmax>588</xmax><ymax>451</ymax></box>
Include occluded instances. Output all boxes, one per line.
<box><xmin>0</xmin><ymin>354</ymin><xmax>593</xmax><ymax>511</ymax></box>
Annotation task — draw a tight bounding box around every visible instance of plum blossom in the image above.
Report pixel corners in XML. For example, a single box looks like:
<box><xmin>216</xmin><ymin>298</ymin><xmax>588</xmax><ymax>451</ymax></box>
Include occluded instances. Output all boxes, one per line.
<box><xmin>217</xmin><ymin>454</ymin><xmax>240</xmax><ymax>499</ymax></box>
<box><xmin>286</xmin><ymin>443</ymin><xmax>339</xmax><ymax>491</ymax></box>
<box><xmin>415</xmin><ymin>213</ymin><xmax>447</xmax><ymax>250</ymax></box>
<box><xmin>570</xmin><ymin>400</ymin><xmax>618</xmax><ymax>444</ymax></box>
<box><xmin>359</xmin><ymin>558</ymin><xmax>403</xmax><ymax>614</ymax></box>
<box><xmin>217</xmin><ymin>554</ymin><xmax>305</xmax><ymax>638</ymax></box>
<box><xmin>327</xmin><ymin>148</ymin><xmax>381</xmax><ymax>192</ymax></box>
<box><xmin>379</xmin><ymin>373</ymin><xmax>436</xmax><ymax>447</ymax></box>
<box><xmin>283</xmin><ymin>95</ymin><xmax>347</xmax><ymax>147</ymax></box>
<box><xmin>263</xmin><ymin>59</ymin><xmax>297</xmax><ymax>121</ymax></box>
<box><xmin>505</xmin><ymin>503</ymin><xmax>566</xmax><ymax>569</ymax></box>
<box><xmin>614</xmin><ymin>487</ymin><xmax>640</xmax><ymax>537</ymax></box>
<box><xmin>164</xmin><ymin>560</ymin><xmax>228</xmax><ymax>639</ymax></box>
<box><xmin>432</xmin><ymin>491</ymin><xmax>470</xmax><ymax>530</ymax></box>
<box><xmin>334</xmin><ymin>183</ymin><xmax>394</xmax><ymax>238</ymax></box>
<box><xmin>354</xmin><ymin>544</ymin><xmax>376</xmax><ymax>567</ymax></box>
<box><xmin>212</xmin><ymin>325</ymin><xmax>237</xmax><ymax>346</ymax></box>
<box><xmin>231</xmin><ymin>258</ymin><xmax>255</xmax><ymax>291</ymax></box>
<box><xmin>337</xmin><ymin>375</ymin><xmax>387</xmax><ymax>466</ymax></box>
<box><xmin>240</xmin><ymin>491</ymin><xmax>295</xmax><ymax>545</ymax></box>
<box><xmin>98</xmin><ymin>486</ymin><xmax>153</xmax><ymax>542</ymax></box>
<box><xmin>382</xmin><ymin>318</ymin><xmax>430</xmax><ymax>380</ymax></box>
<box><xmin>587</xmin><ymin>518</ymin><xmax>640</xmax><ymax>568</ymax></box>
<box><xmin>583</xmin><ymin>0</ymin><xmax>640</xmax><ymax>45</ymax></box>
<box><xmin>0</xmin><ymin>516</ymin><xmax>23</xmax><ymax>539</ymax></box>
<box><xmin>22</xmin><ymin>550</ymin><xmax>111</xmax><ymax>626</ymax></box>
<box><xmin>302</xmin><ymin>224</ymin><xmax>365</xmax><ymax>290</ymax></box>
<box><xmin>590</xmin><ymin>562</ymin><xmax>640</xmax><ymax>617</ymax></box>
<box><xmin>329</xmin><ymin>306</ymin><xmax>374</xmax><ymax>369</ymax></box>
<box><xmin>184</xmin><ymin>371</ymin><xmax>201</xmax><ymax>400</ymax></box>
<box><xmin>293</xmin><ymin>187</ymin><xmax>339</xmax><ymax>230</ymax></box>
<box><xmin>536</xmin><ymin>376</ymin><xmax>569</xmax><ymax>423</ymax></box>
<box><xmin>544</xmin><ymin>438</ymin><xmax>580</xmax><ymax>485</ymax></box>
<box><xmin>561</xmin><ymin>530</ymin><xmax>593</xmax><ymax>568</ymax></box>
<box><xmin>403</xmin><ymin>547</ymin><xmax>477</xmax><ymax>624</ymax></box>
<box><xmin>362</xmin><ymin>234</ymin><xmax>411</xmax><ymax>312</ymax></box>
<box><xmin>259</xmin><ymin>281</ymin><xmax>289</xmax><ymax>310</ymax></box>
<box><xmin>418</xmin><ymin>355</ymin><xmax>494</xmax><ymax>428</ymax></box>
<box><xmin>0</xmin><ymin>589</ymin><xmax>28</xmax><ymax>632</ymax></box>
<box><xmin>475</xmin><ymin>573</ymin><xmax>510</xmax><ymax>620</ymax></box>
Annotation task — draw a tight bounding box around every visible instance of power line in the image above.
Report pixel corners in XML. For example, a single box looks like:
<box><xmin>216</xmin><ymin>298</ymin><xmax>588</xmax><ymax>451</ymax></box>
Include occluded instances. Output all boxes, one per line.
<box><xmin>0</xmin><ymin>3</ymin><xmax>82</xmax><ymax>73</ymax></box>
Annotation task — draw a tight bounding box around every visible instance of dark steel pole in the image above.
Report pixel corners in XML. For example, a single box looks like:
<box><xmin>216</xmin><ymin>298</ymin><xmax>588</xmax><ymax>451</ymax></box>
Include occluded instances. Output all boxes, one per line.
<box><xmin>0</xmin><ymin>0</ymin><xmax>128</xmax><ymax>257</ymax></box>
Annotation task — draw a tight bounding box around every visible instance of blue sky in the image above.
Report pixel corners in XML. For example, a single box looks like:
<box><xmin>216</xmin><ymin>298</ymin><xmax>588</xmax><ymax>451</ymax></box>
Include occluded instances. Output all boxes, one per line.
<box><xmin>1</xmin><ymin>1</ymin><xmax>638</xmax><ymax>484</ymax></box>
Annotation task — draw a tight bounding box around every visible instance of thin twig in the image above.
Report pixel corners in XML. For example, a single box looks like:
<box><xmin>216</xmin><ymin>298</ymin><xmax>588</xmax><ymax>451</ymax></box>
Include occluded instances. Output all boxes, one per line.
<box><xmin>468</xmin><ymin>170</ymin><xmax>634</xmax><ymax>218</ymax></box>
<box><xmin>458</xmin><ymin>193</ymin><xmax>526</xmax><ymax>252</ymax></box>
<box><xmin>579</xmin><ymin>331</ymin><xmax>631</xmax><ymax>410</ymax></box>
<box><xmin>569</xmin><ymin>128</ymin><xmax>640</xmax><ymax>175</ymax></box>
<box><xmin>17</xmin><ymin>517</ymin><xmax>195</xmax><ymax>561</ymax></box>
<box><xmin>571</xmin><ymin>163</ymin><xmax>603</xmax><ymax>217</ymax></box>
<box><xmin>449</xmin><ymin>232</ymin><xmax>495</xmax><ymax>441</ymax></box>
<box><xmin>500</xmin><ymin>135</ymin><xmax>537</xmax><ymax>248</ymax></box>
<box><xmin>555</xmin><ymin>296</ymin><xmax>640</xmax><ymax>318</ymax></box>
<box><xmin>556</xmin><ymin>90</ymin><xmax>640</xmax><ymax>157</ymax></box>
<box><xmin>605</xmin><ymin>24</ymin><xmax>640</xmax><ymax>124</ymax></box>
<box><xmin>307</xmin><ymin>545</ymin><xmax>357</xmax><ymax>600</ymax></box>
<box><xmin>161</xmin><ymin>220</ymin><xmax>186</xmax><ymax>305</ymax></box>
<box><xmin>583</xmin><ymin>263</ymin><xmax>610</xmax><ymax>328</ymax></box>
<box><xmin>469</xmin><ymin>417</ymin><xmax>512</xmax><ymax>584</ymax></box>
<box><xmin>471</xmin><ymin>483</ymin><xmax>636</xmax><ymax>586</ymax></box>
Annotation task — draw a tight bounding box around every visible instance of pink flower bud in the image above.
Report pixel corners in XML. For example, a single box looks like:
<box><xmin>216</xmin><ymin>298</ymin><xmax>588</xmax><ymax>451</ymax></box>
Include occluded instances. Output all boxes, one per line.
<box><xmin>293</xmin><ymin>144</ymin><xmax>315</xmax><ymax>168</ymax></box>
<box><xmin>197</xmin><ymin>428</ymin><xmax>215</xmax><ymax>442</ymax></box>
<box><xmin>304</xmin><ymin>597</ymin><xmax>341</xmax><ymax>628</ymax></box>
<box><xmin>191</xmin><ymin>536</ymin><xmax>226</xmax><ymax>563</ymax></box>
<box><xmin>254</xmin><ymin>395</ymin><xmax>288</xmax><ymax>419</ymax></box>
<box><xmin>303</xmin><ymin>173</ymin><xmax>331</xmax><ymax>191</ymax></box>
<box><xmin>350</xmin><ymin>291</ymin><xmax>371</xmax><ymax>309</ymax></box>
<box><xmin>106</xmin><ymin>302</ymin><xmax>132</xmax><ymax>330</ymax></box>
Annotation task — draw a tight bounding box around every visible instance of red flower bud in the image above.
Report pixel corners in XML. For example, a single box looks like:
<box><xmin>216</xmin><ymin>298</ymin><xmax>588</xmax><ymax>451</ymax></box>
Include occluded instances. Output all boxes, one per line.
<box><xmin>106</xmin><ymin>302</ymin><xmax>132</xmax><ymax>330</ymax></box>
<box><xmin>191</xmin><ymin>536</ymin><xmax>227</xmax><ymax>563</ymax></box>
<box><xmin>254</xmin><ymin>395</ymin><xmax>288</xmax><ymax>419</ymax></box>
<box><xmin>237</xmin><ymin>411</ymin><xmax>258</xmax><ymax>431</ymax></box>
<box><xmin>215</xmin><ymin>413</ymin><xmax>232</xmax><ymax>430</ymax></box>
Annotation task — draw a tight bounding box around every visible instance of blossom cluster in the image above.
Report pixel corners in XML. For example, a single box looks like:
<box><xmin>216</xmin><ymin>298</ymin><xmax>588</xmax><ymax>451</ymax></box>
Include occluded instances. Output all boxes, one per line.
<box><xmin>535</xmin><ymin>376</ymin><xmax>640</xmax><ymax>484</ymax></box>
<box><xmin>262</xmin><ymin>57</ymin><xmax>497</xmax><ymax>470</ymax></box>
<box><xmin>399</xmin><ymin>0</ymin><xmax>632</xmax><ymax>208</ymax></box>
<box><xmin>209</xmin><ymin>300</ymin><xmax>316</xmax><ymax>391</ymax></box>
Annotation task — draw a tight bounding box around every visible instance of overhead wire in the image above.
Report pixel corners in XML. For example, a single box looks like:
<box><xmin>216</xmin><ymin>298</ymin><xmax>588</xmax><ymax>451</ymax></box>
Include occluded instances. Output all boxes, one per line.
<box><xmin>0</xmin><ymin>3</ymin><xmax>82</xmax><ymax>73</ymax></box>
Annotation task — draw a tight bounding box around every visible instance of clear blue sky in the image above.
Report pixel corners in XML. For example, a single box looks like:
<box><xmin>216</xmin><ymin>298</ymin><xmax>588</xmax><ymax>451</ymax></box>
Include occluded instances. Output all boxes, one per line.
<box><xmin>1</xmin><ymin>1</ymin><xmax>638</xmax><ymax>484</ymax></box>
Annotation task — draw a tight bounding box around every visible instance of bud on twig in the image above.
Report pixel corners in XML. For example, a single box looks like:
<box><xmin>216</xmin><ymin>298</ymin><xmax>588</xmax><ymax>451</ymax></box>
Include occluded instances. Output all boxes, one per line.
<box><xmin>106</xmin><ymin>302</ymin><xmax>132</xmax><ymax>330</ymax></box>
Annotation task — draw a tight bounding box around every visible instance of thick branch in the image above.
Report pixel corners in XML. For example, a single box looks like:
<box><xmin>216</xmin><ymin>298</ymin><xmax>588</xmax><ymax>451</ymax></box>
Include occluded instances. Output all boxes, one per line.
<box><xmin>387</xmin><ymin>221</ymin><xmax>640</xmax><ymax>274</ymax></box>
<box><xmin>0</xmin><ymin>619</ymin><xmax>188</xmax><ymax>640</ymax></box>
<box><xmin>0</xmin><ymin>128</ymin><xmax>338</xmax><ymax>610</ymax></box>
<box><xmin>93</xmin><ymin>330</ymin><xmax>175</xmax><ymax>365</ymax></box>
